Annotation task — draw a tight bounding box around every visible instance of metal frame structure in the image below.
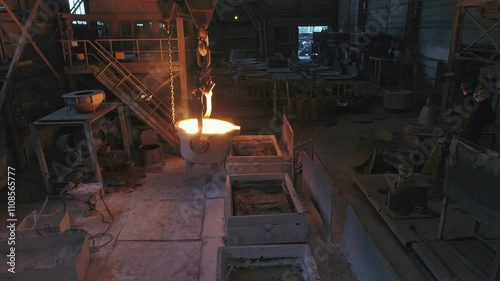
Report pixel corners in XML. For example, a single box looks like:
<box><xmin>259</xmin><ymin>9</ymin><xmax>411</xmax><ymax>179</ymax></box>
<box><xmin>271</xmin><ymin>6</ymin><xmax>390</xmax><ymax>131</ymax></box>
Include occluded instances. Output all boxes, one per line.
<box><xmin>438</xmin><ymin>196</ymin><xmax>500</xmax><ymax>281</ymax></box>
<box><xmin>437</xmin><ymin>136</ymin><xmax>500</xmax><ymax>281</ymax></box>
<box><xmin>0</xmin><ymin>0</ymin><xmax>61</xmax><ymax>110</ymax></box>
<box><xmin>31</xmin><ymin>102</ymin><xmax>131</xmax><ymax>194</ymax></box>
<box><xmin>440</xmin><ymin>0</ymin><xmax>500</xmax><ymax>117</ymax></box>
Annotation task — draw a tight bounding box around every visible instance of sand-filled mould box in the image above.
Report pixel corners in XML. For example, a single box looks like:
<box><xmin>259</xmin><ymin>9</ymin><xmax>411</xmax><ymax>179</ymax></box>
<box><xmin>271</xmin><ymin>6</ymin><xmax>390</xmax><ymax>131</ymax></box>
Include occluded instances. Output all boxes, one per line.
<box><xmin>0</xmin><ymin>232</ymin><xmax>90</xmax><ymax>281</ymax></box>
<box><xmin>225</xmin><ymin>173</ymin><xmax>308</xmax><ymax>246</ymax></box>
<box><xmin>229</xmin><ymin>135</ymin><xmax>284</xmax><ymax>164</ymax></box>
<box><xmin>216</xmin><ymin>244</ymin><xmax>321</xmax><ymax>281</ymax></box>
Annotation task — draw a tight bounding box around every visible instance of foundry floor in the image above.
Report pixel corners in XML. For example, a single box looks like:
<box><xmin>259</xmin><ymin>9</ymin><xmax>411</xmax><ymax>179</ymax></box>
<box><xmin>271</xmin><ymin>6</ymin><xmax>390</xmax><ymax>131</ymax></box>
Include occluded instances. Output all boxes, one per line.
<box><xmin>1</xmin><ymin>87</ymin><xmax>498</xmax><ymax>281</ymax></box>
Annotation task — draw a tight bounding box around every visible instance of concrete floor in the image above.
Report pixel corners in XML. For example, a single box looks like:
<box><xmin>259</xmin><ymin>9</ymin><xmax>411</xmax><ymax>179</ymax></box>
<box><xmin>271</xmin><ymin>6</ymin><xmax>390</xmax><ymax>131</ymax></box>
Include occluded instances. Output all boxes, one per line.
<box><xmin>0</xmin><ymin>88</ymin><xmax>470</xmax><ymax>281</ymax></box>
<box><xmin>0</xmin><ymin>155</ymin><xmax>356</xmax><ymax>281</ymax></box>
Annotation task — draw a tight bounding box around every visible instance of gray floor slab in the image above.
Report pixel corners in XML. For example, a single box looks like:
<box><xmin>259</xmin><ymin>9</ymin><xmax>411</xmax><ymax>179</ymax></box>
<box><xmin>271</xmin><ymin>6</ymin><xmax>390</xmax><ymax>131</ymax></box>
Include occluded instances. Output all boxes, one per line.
<box><xmin>117</xmin><ymin>200</ymin><xmax>203</xmax><ymax>241</ymax></box>
<box><xmin>84</xmin><ymin>241</ymin><xmax>201</xmax><ymax>281</ymax></box>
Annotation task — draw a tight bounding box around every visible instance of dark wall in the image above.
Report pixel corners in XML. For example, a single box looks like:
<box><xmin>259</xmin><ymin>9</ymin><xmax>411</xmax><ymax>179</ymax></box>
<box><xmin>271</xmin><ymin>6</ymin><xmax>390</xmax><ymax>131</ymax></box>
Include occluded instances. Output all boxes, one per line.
<box><xmin>212</xmin><ymin>0</ymin><xmax>338</xmax><ymax>58</ymax></box>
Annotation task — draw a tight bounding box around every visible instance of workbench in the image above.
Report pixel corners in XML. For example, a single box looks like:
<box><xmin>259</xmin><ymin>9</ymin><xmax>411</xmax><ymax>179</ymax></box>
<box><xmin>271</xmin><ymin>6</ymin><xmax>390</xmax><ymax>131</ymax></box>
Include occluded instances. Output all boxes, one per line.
<box><xmin>31</xmin><ymin>102</ymin><xmax>131</xmax><ymax>194</ymax></box>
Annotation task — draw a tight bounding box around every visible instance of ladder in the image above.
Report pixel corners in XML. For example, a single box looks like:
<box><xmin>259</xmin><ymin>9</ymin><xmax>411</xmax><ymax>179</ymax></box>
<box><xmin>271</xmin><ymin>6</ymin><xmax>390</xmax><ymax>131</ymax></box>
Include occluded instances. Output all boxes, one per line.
<box><xmin>76</xmin><ymin>40</ymin><xmax>178</xmax><ymax>148</ymax></box>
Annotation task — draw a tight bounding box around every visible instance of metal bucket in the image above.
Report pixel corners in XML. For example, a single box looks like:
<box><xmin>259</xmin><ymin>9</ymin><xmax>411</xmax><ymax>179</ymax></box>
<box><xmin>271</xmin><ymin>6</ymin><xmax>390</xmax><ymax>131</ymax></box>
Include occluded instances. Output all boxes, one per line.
<box><xmin>383</xmin><ymin>89</ymin><xmax>412</xmax><ymax>110</ymax></box>
<box><xmin>141</xmin><ymin>144</ymin><xmax>164</xmax><ymax>167</ymax></box>
<box><xmin>175</xmin><ymin>118</ymin><xmax>240</xmax><ymax>165</ymax></box>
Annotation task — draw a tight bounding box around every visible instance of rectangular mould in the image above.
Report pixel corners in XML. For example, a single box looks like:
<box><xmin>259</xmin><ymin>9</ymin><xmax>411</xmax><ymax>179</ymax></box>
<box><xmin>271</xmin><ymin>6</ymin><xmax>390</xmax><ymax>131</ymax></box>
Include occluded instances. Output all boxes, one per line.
<box><xmin>16</xmin><ymin>212</ymin><xmax>70</xmax><ymax>238</ymax></box>
<box><xmin>0</xmin><ymin>232</ymin><xmax>90</xmax><ymax>281</ymax></box>
<box><xmin>229</xmin><ymin>135</ymin><xmax>284</xmax><ymax>164</ymax></box>
<box><xmin>227</xmin><ymin>162</ymin><xmax>289</xmax><ymax>175</ymax></box>
<box><xmin>225</xmin><ymin>173</ymin><xmax>308</xmax><ymax>246</ymax></box>
<box><xmin>216</xmin><ymin>244</ymin><xmax>321</xmax><ymax>281</ymax></box>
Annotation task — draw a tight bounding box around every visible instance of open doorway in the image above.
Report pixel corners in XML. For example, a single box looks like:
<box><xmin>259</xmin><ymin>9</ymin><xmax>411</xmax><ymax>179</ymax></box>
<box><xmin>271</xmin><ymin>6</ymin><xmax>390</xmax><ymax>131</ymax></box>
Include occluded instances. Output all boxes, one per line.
<box><xmin>298</xmin><ymin>26</ymin><xmax>328</xmax><ymax>60</ymax></box>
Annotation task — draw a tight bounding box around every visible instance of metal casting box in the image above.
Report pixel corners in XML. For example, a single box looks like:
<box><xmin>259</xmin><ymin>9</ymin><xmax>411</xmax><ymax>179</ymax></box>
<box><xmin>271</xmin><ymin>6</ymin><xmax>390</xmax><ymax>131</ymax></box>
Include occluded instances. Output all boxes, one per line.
<box><xmin>0</xmin><ymin>232</ymin><xmax>91</xmax><ymax>281</ymax></box>
<box><xmin>227</xmin><ymin>162</ymin><xmax>288</xmax><ymax>175</ymax></box>
<box><xmin>217</xmin><ymin>244</ymin><xmax>321</xmax><ymax>281</ymax></box>
<box><xmin>229</xmin><ymin>135</ymin><xmax>284</xmax><ymax>164</ymax></box>
<box><xmin>16</xmin><ymin>211</ymin><xmax>71</xmax><ymax>238</ymax></box>
<box><xmin>225</xmin><ymin>173</ymin><xmax>308</xmax><ymax>246</ymax></box>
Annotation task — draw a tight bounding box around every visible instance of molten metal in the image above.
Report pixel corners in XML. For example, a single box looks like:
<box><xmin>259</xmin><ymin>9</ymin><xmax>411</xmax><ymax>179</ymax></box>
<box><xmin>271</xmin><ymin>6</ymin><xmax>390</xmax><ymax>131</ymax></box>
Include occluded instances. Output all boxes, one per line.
<box><xmin>177</xmin><ymin>118</ymin><xmax>240</xmax><ymax>135</ymax></box>
<box><xmin>204</xmin><ymin>90</ymin><xmax>213</xmax><ymax>117</ymax></box>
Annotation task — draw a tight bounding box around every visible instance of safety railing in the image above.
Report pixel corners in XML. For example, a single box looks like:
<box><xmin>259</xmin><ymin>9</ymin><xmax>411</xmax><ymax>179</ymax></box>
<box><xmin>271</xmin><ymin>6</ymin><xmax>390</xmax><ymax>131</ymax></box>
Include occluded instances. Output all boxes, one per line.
<box><xmin>95</xmin><ymin>38</ymin><xmax>180</xmax><ymax>64</ymax></box>
<box><xmin>60</xmin><ymin>39</ymin><xmax>177</xmax><ymax>144</ymax></box>
<box><xmin>61</xmin><ymin>40</ymin><xmax>160</xmax><ymax>98</ymax></box>
<box><xmin>61</xmin><ymin>37</ymin><xmax>195</xmax><ymax>69</ymax></box>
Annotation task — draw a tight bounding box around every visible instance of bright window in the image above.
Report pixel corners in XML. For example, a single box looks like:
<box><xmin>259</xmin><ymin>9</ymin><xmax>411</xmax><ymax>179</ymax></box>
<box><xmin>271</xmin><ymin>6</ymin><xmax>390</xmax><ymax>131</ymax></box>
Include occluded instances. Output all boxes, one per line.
<box><xmin>69</xmin><ymin>0</ymin><xmax>87</xmax><ymax>25</ymax></box>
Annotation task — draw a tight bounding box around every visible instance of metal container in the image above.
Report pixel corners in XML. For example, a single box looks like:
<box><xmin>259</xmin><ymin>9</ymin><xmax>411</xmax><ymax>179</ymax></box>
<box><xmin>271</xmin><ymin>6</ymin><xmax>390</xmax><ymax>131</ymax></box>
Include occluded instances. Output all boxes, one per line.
<box><xmin>383</xmin><ymin>89</ymin><xmax>412</xmax><ymax>110</ymax></box>
<box><xmin>227</xmin><ymin>162</ymin><xmax>288</xmax><ymax>175</ymax></box>
<box><xmin>225</xmin><ymin>173</ymin><xmax>308</xmax><ymax>246</ymax></box>
<box><xmin>175</xmin><ymin>118</ymin><xmax>240</xmax><ymax>164</ymax></box>
<box><xmin>229</xmin><ymin>135</ymin><xmax>284</xmax><ymax>164</ymax></box>
<box><xmin>217</xmin><ymin>244</ymin><xmax>321</xmax><ymax>281</ymax></box>
<box><xmin>0</xmin><ymin>232</ymin><xmax>90</xmax><ymax>281</ymax></box>
<box><xmin>444</xmin><ymin>137</ymin><xmax>500</xmax><ymax>229</ymax></box>
<box><xmin>16</xmin><ymin>212</ymin><xmax>70</xmax><ymax>238</ymax></box>
<box><xmin>62</xmin><ymin>90</ymin><xmax>105</xmax><ymax>113</ymax></box>
<box><xmin>141</xmin><ymin>144</ymin><xmax>164</xmax><ymax>167</ymax></box>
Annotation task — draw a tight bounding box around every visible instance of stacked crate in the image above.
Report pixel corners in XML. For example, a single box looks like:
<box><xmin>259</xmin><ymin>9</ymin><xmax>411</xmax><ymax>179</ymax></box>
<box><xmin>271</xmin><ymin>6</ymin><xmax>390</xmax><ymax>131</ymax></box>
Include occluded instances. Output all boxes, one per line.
<box><xmin>218</xmin><ymin>127</ymin><xmax>319</xmax><ymax>281</ymax></box>
<box><xmin>225</xmin><ymin>133</ymin><xmax>308</xmax><ymax>246</ymax></box>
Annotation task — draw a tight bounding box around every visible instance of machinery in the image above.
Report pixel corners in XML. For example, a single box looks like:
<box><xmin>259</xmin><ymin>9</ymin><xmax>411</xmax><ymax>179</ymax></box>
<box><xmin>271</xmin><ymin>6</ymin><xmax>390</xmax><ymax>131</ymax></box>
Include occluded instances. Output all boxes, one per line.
<box><xmin>158</xmin><ymin>0</ymin><xmax>217</xmax><ymax>136</ymax></box>
<box><xmin>158</xmin><ymin>0</ymin><xmax>243</xmax><ymax>173</ymax></box>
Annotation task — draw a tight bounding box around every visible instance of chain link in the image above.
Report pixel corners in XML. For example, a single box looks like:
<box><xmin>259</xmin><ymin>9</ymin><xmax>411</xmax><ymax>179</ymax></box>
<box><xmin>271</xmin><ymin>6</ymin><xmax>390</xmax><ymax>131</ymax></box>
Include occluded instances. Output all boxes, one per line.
<box><xmin>167</xmin><ymin>21</ymin><xmax>176</xmax><ymax>124</ymax></box>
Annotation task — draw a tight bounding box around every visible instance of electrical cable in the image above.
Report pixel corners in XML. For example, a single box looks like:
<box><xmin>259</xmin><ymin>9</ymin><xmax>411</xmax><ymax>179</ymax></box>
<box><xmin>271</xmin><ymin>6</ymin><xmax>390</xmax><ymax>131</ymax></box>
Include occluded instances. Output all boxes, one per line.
<box><xmin>46</xmin><ymin>187</ymin><xmax>115</xmax><ymax>253</ymax></box>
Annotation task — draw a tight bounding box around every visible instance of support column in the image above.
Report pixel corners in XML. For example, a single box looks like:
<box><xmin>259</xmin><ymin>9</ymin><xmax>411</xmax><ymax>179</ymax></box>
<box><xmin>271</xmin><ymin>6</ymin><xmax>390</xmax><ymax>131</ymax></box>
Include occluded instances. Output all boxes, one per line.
<box><xmin>177</xmin><ymin>17</ymin><xmax>190</xmax><ymax>119</ymax></box>
<box><xmin>439</xmin><ymin>3</ymin><xmax>465</xmax><ymax>118</ymax></box>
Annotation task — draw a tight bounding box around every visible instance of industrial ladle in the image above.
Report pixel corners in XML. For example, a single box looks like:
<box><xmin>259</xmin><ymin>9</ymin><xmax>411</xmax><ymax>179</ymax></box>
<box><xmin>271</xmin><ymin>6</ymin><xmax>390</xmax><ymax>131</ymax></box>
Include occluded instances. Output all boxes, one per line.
<box><xmin>159</xmin><ymin>0</ymin><xmax>218</xmax><ymax>153</ymax></box>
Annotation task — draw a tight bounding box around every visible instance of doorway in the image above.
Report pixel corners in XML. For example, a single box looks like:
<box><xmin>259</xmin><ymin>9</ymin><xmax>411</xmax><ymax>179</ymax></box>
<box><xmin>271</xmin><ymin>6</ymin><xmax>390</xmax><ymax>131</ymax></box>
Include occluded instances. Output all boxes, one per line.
<box><xmin>298</xmin><ymin>26</ymin><xmax>328</xmax><ymax>59</ymax></box>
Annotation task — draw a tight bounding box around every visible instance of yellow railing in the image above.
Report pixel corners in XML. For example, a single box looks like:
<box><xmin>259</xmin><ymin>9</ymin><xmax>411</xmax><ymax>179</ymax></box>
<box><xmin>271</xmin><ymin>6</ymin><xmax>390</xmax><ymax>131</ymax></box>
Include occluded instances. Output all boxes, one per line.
<box><xmin>61</xmin><ymin>40</ymin><xmax>155</xmax><ymax>98</ymax></box>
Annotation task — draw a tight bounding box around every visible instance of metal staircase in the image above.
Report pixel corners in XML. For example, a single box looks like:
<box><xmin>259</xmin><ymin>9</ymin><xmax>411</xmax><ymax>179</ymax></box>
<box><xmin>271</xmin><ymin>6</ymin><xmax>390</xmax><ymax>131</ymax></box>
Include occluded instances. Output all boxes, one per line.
<box><xmin>72</xmin><ymin>40</ymin><xmax>178</xmax><ymax>148</ymax></box>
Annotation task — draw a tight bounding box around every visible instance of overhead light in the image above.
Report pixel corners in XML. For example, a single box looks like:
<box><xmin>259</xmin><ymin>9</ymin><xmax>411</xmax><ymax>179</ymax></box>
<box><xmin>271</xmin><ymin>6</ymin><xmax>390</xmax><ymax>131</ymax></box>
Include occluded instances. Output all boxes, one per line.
<box><xmin>234</xmin><ymin>15</ymin><xmax>238</xmax><ymax>20</ymax></box>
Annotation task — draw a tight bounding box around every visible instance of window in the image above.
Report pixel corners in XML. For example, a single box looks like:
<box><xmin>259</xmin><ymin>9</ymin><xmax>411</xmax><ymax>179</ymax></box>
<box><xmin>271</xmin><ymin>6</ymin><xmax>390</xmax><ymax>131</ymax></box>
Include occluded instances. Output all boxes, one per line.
<box><xmin>298</xmin><ymin>26</ymin><xmax>329</xmax><ymax>59</ymax></box>
<box><xmin>68</xmin><ymin>0</ymin><xmax>87</xmax><ymax>25</ymax></box>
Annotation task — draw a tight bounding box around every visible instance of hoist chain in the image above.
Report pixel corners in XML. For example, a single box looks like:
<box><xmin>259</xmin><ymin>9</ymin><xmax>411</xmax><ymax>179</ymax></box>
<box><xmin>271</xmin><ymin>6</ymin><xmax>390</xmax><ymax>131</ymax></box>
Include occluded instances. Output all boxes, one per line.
<box><xmin>166</xmin><ymin>20</ymin><xmax>176</xmax><ymax>124</ymax></box>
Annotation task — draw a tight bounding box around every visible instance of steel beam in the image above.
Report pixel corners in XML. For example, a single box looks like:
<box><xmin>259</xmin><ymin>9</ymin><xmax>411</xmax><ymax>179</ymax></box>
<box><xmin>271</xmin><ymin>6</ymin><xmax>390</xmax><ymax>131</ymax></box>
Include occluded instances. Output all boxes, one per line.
<box><xmin>0</xmin><ymin>0</ymin><xmax>44</xmax><ymax>110</ymax></box>
<box><xmin>459</xmin><ymin>0</ymin><xmax>497</xmax><ymax>7</ymax></box>
<box><xmin>0</xmin><ymin>0</ymin><xmax>61</xmax><ymax>85</ymax></box>
<box><xmin>461</xmin><ymin>8</ymin><xmax>500</xmax><ymax>55</ymax></box>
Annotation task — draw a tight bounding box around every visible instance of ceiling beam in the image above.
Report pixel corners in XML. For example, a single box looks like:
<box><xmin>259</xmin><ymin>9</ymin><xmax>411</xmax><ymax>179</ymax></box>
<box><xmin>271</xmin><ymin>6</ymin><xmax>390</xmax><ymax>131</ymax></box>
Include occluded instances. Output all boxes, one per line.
<box><xmin>459</xmin><ymin>0</ymin><xmax>498</xmax><ymax>7</ymax></box>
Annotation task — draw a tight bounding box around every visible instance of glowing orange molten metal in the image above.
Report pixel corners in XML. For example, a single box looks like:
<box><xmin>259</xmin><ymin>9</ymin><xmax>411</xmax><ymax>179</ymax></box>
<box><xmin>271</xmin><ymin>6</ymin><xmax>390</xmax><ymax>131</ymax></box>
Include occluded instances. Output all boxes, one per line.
<box><xmin>177</xmin><ymin>118</ymin><xmax>240</xmax><ymax>135</ymax></box>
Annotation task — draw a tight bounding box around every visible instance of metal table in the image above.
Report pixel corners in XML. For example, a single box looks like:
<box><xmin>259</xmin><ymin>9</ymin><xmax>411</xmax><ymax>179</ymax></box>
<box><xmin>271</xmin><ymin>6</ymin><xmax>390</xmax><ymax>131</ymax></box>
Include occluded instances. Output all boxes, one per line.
<box><xmin>31</xmin><ymin>102</ymin><xmax>131</xmax><ymax>194</ymax></box>
<box><xmin>268</xmin><ymin>68</ymin><xmax>304</xmax><ymax>114</ymax></box>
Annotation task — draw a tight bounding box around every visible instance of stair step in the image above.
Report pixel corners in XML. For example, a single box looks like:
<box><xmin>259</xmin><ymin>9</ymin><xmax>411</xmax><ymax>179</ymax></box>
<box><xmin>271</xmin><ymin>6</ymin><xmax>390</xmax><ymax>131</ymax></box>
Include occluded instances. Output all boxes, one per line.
<box><xmin>90</xmin><ymin>51</ymin><xmax>177</xmax><ymax>147</ymax></box>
